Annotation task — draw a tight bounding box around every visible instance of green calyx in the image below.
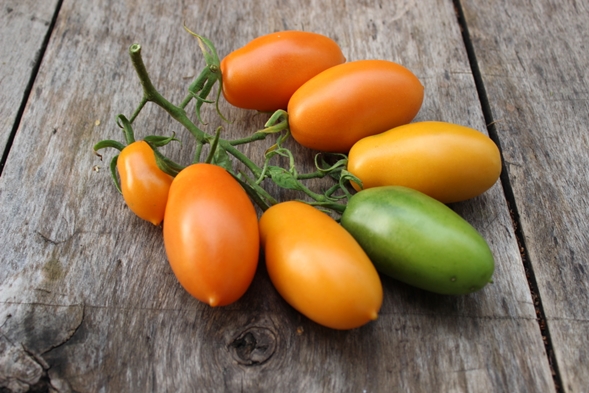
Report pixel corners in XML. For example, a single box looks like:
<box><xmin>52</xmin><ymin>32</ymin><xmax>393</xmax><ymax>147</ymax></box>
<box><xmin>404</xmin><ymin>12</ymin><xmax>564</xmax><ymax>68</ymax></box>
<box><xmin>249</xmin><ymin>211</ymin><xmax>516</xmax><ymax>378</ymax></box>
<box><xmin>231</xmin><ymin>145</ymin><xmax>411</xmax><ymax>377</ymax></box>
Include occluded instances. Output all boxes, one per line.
<box><xmin>93</xmin><ymin>113</ymin><xmax>181</xmax><ymax>190</ymax></box>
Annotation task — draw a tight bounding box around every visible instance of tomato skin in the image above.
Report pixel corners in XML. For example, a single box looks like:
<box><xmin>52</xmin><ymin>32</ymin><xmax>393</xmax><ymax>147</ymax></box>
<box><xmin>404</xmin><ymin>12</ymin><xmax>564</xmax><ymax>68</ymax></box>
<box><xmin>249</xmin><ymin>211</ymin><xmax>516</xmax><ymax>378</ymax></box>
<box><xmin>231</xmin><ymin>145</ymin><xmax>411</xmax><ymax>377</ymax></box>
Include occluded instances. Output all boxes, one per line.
<box><xmin>163</xmin><ymin>164</ymin><xmax>259</xmax><ymax>307</ymax></box>
<box><xmin>117</xmin><ymin>141</ymin><xmax>173</xmax><ymax>225</ymax></box>
<box><xmin>220</xmin><ymin>31</ymin><xmax>345</xmax><ymax>112</ymax></box>
<box><xmin>347</xmin><ymin>121</ymin><xmax>502</xmax><ymax>203</ymax></box>
<box><xmin>340</xmin><ymin>186</ymin><xmax>495</xmax><ymax>295</ymax></box>
<box><xmin>287</xmin><ymin>60</ymin><xmax>424</xmax><ymax>152</ymax></box>
<box><xmin>259</xmin><ymin>201</ymin><xmax>383</xmax><ymax>330</ymax></box>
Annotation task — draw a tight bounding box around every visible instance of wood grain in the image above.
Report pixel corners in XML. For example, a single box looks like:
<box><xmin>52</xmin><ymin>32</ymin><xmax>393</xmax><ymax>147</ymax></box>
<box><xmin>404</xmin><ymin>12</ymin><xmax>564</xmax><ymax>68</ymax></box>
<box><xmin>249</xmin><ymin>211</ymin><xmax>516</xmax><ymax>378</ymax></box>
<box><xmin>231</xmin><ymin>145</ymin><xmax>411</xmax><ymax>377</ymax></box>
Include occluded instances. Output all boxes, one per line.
<box><xmin>0</xmin><ymin>0</ymin><xmax>557</xmax><ymax>391</ymax></box>
<box><xmin>461</xmin><ymin>0</ymin><xmax>589</xmax><ymax>391</ymax></box>
<box><xmin>0</xmin><ymin>1</ymin><xmax>59</xmax><ymax>158</ymax></box>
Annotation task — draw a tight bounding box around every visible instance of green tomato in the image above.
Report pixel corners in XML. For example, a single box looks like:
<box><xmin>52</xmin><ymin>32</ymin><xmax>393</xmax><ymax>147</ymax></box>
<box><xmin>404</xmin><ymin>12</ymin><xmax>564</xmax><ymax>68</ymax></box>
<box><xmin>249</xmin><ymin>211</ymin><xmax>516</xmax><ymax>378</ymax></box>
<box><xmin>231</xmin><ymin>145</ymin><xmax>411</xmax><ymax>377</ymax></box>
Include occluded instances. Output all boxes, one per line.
<box><xmin>340</xmin><ymin>186</ymin><xmax>495</xmax><ymax>295</ymax></box>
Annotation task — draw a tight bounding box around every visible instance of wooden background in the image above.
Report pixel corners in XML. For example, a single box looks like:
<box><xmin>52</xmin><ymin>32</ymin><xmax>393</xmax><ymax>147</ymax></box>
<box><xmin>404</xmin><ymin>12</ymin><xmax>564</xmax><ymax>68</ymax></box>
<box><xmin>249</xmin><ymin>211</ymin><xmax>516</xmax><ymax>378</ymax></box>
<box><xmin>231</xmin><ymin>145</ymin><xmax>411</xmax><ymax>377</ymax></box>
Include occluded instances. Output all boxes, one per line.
<box><xmin>1</xmin><ymin>0</ymin><xmax>587</xmax><ymax>392</ymax></box>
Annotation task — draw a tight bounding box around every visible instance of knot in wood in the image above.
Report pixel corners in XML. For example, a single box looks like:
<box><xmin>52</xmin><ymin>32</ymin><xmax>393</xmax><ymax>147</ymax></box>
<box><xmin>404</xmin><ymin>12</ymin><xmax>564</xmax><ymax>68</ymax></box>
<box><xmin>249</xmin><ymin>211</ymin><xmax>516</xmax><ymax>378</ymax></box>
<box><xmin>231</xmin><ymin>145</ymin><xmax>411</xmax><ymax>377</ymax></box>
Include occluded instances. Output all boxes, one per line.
<box><xmin>228</xmin><ymin>326</ymin><xmax>276</xmax><ymax>366</ymax></box>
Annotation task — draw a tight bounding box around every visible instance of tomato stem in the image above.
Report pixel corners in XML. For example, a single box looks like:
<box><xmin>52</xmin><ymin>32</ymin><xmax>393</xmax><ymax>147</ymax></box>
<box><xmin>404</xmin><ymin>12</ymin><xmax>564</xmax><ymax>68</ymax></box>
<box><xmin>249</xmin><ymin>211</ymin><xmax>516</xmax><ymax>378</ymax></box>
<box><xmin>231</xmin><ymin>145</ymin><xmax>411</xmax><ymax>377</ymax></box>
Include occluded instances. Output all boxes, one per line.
<box><xmin>205</xmin><ymin>127</ymin><xmax>222</xmax><ymax>164</ymax></box>
<box><xmin>127</xmin><ymin>42</ymin><xmax>265</xmax><ymax>177</ymax></box>
<box><xmin>116</xmin><ymin>115</ymin><xmax>135</xmax><ymax>144</ymax></box>
<box><xmin>305</xmin><ymin>200</ymin><xmax>347</xmax><ymax>214</ymax></box>
<box><xmin>97</xmin><ymin>39</ymin><xmax>353</xmax><ymax>216</ymax></box>
<box><xmin>229</xmin><ymin>132</ymin><xmax>268</xmax><ymax>146</ymax></box>
<box><xmin>109</xmin><ymin>155</ymin><xmax>122</xmax><ymax>193</ymax></box>
<box><xmin>129</xmin><ymin>97</ymin><xmax>147</xmax><ymax>124</ymax></box>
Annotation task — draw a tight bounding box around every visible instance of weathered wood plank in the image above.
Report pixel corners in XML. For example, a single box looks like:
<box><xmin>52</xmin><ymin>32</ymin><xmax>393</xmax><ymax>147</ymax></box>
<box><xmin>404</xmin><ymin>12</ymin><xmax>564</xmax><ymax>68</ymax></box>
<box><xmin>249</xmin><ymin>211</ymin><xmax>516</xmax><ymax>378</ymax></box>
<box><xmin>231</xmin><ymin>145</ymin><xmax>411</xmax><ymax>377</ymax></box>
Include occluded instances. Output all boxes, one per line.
<box><xmin>0</xmin><ymin>0</ymin><xmax>554</xmax><ymax>391</ymax></box>
<box><xmin>460</xmin><ymin>0</ymin><xmax>589</xmax><ymax>391</ymax></box>
<box><xmin>0</xmin><ymin>0</ymin><xmax>59</xmax><ymax>159</ymax></box>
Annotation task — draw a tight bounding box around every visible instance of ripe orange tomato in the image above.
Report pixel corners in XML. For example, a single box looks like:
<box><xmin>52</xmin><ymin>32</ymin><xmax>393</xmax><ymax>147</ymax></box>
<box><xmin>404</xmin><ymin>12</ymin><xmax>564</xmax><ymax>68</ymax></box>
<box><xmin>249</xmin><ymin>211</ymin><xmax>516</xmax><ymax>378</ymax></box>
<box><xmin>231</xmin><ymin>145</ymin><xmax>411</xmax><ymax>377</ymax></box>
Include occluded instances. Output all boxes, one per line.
<box><xmin>220</xmin><ymin>30</ymin><xmax>345</xmax><ymax>112</ymax></box>
<box><xmin>259</xmin><ymin>201</ymin><xmax>383</xmax><ymax>330</ymax></box>
<box><xmin>288</xmin><ymin>60</ymin><xmax>424</xmax><ymax>152</ymax></box>
<box><xmin>117</xmin><ymin>141</ymin><xmax>173</xmax><ymax>225</ymax></box>
<box><xmin>347</xmin><ymin>121</ymin><xmax>502</xmax><ymax>203</ymax></box>
<box><xmin>163</xmin><ymin>164</ymin><xmax>259</xmax><ymax>307</ymax></box>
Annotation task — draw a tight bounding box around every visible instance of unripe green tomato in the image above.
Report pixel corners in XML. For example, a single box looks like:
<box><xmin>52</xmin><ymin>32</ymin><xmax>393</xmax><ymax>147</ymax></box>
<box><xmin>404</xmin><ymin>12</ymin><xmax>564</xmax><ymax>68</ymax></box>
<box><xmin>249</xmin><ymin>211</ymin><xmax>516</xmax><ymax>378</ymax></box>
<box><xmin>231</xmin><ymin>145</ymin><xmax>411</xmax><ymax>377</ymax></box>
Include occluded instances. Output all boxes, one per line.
<box><xmin>340</xmin><ymin>186</ymin><xmax>495</xmax><ymax>295</ymax></box>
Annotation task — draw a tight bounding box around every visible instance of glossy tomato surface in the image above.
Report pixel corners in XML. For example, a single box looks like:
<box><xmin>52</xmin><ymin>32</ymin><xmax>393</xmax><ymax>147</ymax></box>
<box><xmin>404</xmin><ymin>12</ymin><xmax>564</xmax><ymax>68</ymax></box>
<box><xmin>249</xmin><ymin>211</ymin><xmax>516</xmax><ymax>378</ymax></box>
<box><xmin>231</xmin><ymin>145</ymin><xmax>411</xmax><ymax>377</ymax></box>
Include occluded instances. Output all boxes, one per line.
<box><xmin>117</xmin><ymin>140</ymin><xmax>173</xmax><ymax>225</ymax></box>
<box><xmin>347</xmin><ymin>121</ymin><xmax>502</xmax><ymax>203</ymax></box>
<box><xmin>220</xmin><ymin>30</ymin><xmax>345</xmax><ymax>112</ymax></box>
<box><xmin>163</xmin><ymin>164</ymin><xmax>259</xmax><ymax>307</ymax></box>
<box><xmin>259</xmin><ymin>201</ymin><xmax>382</xmax><ymax>330</ymax></box>
<box><xmin>288</xmin><ymin>59</ymin><xmax>424</xmax><ymax>152</ymax></box>
<box><xmin>341</xmin><ymin>186</ymin><xmax>495</xmax><ymax>295</ymax></box>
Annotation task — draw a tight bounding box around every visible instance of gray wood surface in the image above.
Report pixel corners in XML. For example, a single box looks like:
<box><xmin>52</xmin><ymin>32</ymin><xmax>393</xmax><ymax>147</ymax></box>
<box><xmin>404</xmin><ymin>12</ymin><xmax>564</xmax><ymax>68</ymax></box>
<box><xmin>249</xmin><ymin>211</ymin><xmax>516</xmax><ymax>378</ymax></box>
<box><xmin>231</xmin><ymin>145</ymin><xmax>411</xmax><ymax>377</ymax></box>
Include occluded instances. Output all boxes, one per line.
<box><xmin>461</xmin><ymin>0</ymin><xmax>589</xmax><ymax>391</ymax></box>
<box><xmin>2</xmin><ymin>0</ymin><xmax>584</xmax><ymax>391</ymax></box>
<box><xmin>0</xmin><ymin>0</ymin><xmax>60</xmax><ymax>157</ymax></box>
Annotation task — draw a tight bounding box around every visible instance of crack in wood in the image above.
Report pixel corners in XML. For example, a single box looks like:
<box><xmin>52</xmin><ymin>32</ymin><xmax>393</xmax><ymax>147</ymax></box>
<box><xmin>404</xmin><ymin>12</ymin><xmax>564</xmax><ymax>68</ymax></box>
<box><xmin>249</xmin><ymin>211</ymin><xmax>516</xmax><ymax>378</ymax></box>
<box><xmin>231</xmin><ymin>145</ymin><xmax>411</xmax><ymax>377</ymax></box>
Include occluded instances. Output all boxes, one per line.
<box><xmin>0</xmin><ymin>302</ymin><xmax>84</xmax><ymax>392</ymax></box>
<box><xmin>36</xmin><ymin>231</ymin><xmax>66</xmax><ymax>245</ymax></box>
<box><xmin>452</xmin><ymin>1</ymin><xmax>565</xmax><ymax>391</ymax></box>
<box><xmin>41</xmin><ymin>304</ymin><xmax>85</xmax><ymax>356</ymax></box>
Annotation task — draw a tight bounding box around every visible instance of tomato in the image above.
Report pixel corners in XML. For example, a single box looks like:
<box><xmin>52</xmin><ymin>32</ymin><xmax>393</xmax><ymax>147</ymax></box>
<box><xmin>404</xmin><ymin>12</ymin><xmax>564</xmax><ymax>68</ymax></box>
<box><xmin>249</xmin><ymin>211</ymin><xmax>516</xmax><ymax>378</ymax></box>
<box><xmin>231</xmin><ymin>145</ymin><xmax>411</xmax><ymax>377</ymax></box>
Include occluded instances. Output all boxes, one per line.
<box><xmin>347</xmin><ymin>121</ymin><xmax>502</xmax><ymax>203</ymax></box>
<box><xmin>259</xmin><ymin>201</ymin><xmax>382</xmax><ymax>330</ymax></box>
<box><xmin>287</xmin><ymin>60</ymin><xmax>424</xmax><ymax>152</ymax></box>
<box><xmin>220</xmin><ymin>30</ymin><xmax>345</xmax><ymax>112</ymax></box>
<box><xmin>340</xmin><ymin>186</ymin><xmax>495</xmax><ymax>295</ymax></box>
<box><xmin>163</xmin><ymin>164</ymin><xmax>259</xmax><ymax>307</ymax></box>
<box><xmin>117</xmin><ymin>140</ymin><xmax>173</xmax><ymax>225</ymax></box>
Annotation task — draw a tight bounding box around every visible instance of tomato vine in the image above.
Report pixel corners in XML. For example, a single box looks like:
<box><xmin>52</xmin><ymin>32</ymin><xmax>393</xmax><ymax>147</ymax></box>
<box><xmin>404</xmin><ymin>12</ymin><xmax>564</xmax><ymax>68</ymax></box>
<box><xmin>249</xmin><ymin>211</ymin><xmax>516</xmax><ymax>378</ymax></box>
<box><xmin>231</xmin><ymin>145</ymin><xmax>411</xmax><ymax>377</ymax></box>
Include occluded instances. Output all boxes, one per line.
<box><xmin>94</xmin><ymin>32</ymin><xmax>358</xmax><ymax>214</ymax></box>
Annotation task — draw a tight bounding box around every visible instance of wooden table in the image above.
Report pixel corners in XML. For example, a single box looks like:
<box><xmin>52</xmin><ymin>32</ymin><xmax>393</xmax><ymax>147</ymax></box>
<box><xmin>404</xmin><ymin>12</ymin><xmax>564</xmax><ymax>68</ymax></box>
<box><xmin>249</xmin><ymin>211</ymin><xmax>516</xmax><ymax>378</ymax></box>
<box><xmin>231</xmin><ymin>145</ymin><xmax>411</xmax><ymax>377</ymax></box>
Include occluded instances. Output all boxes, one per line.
<box><xmin>1</xmin><ymin>0</ymin><xmax>587</xmax><ymax>392</ymax></box>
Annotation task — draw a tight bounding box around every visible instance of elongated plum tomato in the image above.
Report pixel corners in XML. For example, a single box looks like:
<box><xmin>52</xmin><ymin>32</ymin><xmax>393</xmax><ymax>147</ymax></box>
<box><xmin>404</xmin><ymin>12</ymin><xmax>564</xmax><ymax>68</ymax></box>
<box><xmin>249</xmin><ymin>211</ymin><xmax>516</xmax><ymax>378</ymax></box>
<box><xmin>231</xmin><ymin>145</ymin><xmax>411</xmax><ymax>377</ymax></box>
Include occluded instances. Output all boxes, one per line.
<box><xmin>117</xmin><ymin>140</ymin><xmax>173</xmax><ymax>225</ymax></box>
<box><xmin>288</xmin><ymin>60</ymin><xmax>424</xmax><ymax>152</ymax></box>
<box><xmin>259</xmin><ymin>201</ymin><xmax>383</xmax><ymax>330</ymax></box>
<box><xmin>163</xmin><ymin>164</ymin><xmax>259</xmax><ymax>307</ymax></box>
<box><xmin>220</xmin><ymin>30</ymin><xmax>345</xmax><ymax>112</ymax></box>
<box><xmin>347</xmin><ymin>121</ymin><xmax>502</xmax><ymax>203</ymax></box>
<box><xmin>341</xmin><ymin>186</ymin><xmax>495</xmax><ymax>295</ymax></box>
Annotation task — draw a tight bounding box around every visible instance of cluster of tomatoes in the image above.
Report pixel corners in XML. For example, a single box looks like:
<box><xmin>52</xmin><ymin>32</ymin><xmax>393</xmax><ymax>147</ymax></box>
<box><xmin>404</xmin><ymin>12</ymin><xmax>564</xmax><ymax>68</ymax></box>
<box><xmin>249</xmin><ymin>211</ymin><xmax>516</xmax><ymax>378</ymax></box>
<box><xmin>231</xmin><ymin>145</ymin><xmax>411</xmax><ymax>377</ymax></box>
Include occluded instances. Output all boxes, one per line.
<box><xmin>106</xmin><ymin>31</ymin><xmax>502</xmax><ymax>330</ymax></box>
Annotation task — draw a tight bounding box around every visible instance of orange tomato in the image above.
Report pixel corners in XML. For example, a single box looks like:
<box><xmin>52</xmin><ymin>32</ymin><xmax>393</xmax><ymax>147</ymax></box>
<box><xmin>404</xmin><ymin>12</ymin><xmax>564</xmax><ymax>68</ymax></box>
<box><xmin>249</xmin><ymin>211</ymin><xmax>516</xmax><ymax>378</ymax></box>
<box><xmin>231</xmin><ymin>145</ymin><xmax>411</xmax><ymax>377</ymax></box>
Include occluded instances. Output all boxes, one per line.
<box><xmin>259</xmin><ymin>201</ymin><xmax>383</xmax><ymax>330</ymax></box>
<box><xmin>117</xmin><ymin>141</ymin><xmax>173</xmax><ymax>225</ymax></box>
<box><xmin>347</xmin><ymin>121</ymin><xmax>502</xmax><ymax>203</ymax></box>
<box><xmin>220</xmin><ymin>30</ymin><xmax>345</xmax><ymax>112</ymax></box>
<box><xmin>288</xmin><ymin>59</ymin><xmax>424</xmax><ymax>152</ymax></box>
<box><xmin>163</xmin><ymin>164</ymin><xmax>259</xmax><ymax>307</ymax></box>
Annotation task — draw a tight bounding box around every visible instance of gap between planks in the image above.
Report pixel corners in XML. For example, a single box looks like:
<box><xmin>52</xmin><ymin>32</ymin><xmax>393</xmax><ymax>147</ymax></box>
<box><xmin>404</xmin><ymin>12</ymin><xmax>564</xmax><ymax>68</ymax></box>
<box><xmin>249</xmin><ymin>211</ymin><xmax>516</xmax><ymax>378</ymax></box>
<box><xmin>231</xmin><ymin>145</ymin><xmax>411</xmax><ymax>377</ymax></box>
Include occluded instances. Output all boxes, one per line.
<box><xmin>0</xmin><ymin>0</ymin><xmax>64</xmax><ymax>176</ymax></box>
<box><xmin>451</xmin><ymin>0</ymin><xmax>563</xmax><ymax>391</ymax></box>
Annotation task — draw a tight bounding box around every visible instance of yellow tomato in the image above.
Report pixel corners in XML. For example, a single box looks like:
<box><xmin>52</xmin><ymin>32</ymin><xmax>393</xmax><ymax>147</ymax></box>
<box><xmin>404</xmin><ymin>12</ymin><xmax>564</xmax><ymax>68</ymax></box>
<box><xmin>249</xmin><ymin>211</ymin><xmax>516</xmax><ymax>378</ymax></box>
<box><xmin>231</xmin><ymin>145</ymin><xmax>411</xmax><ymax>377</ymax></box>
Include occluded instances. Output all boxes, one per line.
<box><xmin>347</xmin><ymin>121</ymin><xmax>502</xmax><ymax>203</ymax></box>
<box><xmin>259</xmin><ymin>201</ymin><xmax>383</xmax><ymax>330</ymax></box>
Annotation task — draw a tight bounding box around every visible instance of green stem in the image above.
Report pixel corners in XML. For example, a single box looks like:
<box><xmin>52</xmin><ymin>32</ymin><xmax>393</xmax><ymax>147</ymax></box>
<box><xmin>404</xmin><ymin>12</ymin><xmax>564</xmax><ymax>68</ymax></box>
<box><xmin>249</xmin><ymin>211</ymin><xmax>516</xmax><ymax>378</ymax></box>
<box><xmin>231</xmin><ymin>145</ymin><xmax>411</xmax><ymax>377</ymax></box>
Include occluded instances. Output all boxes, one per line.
<box><xmin>324</xmin><ymin>183</ymin><xmax>342</xmax><ymax>198</ymax></box>
<box><xmin>205</xmin><ymin>127</ymin><xmax>222</xmax><ymax>164</ymax></box>
<box><xmin>123</xmin><ymin>42</ymin><xmax>350</xmax><ymax>216</ymax></box>
<box><xmin>229</xmin><ymin>132</ymin><xmax>268</xmax><ymax>146</ymax></box>
<box><xmin>93</xmin><ymin>139</ymin><xmax>126</xmax><ymax>153</ymax></box>
<box><xmin>194</xmin><ymin>141</ymin><xmax>204</xmax><ymax>163</ymax></box>
<box><xmin>296</xmin><ymin>170</ymin><xmax>329</xmax><ymax>180</ymax></box>
<box><xmin>180</xmin><ymin>68</ymin><xmax>210</xmax><ymax>109</ymax></box>
<box><xmin>306</xmin><ymin>201</ymin><xmax>347</xmax><ymax>214</ymax></box>
<box><xmin>297</xmin><ymin>182</ymin><xmax>329</xmax><ymax>203</ymax></box>
<box><xmin>129</xmin><ymin>97</ymin><xmax>147</xmax><ymax>123</ymax></box>
<box><xmin>222</xmin><ymin>142</ymin><xmax>263</xmax><ymax>178</ymax></box>
<box><xmin>128</xmin><ymin>43</ymin><xmax>267</xmax><ymax>181</ymax></box>
<box><xmin>116</xmin><ymin>115</ymin><xmax>136</xmax><ymax>144</ymax></box>
<box><xmin>129</xmin><ymin>44</ymin><xmax>206</xmax><ymax>143</ymax></box>
<box><xmin>234</xmin><ymin>172</ymin><xmax>279</xmax><ymax>211</ymax></box>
